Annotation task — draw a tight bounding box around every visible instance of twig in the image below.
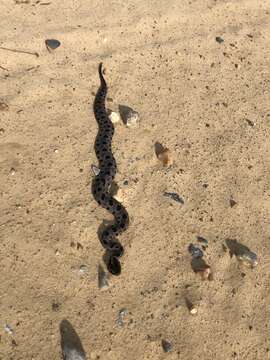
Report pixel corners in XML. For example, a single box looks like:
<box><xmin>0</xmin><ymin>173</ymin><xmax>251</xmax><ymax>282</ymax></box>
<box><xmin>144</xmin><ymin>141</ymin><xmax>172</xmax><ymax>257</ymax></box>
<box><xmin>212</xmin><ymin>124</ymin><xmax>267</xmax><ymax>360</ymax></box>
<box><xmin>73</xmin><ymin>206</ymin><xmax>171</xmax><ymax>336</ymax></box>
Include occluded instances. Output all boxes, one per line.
<box><xmin>0</xmin><ymin>46</ymin><xmax>39</xmax><ymax>57</ymax></box>
<box><xmin>0</xmin><ymin>65</ymin><xmax>9</xmax><ymax>71</ymax></box>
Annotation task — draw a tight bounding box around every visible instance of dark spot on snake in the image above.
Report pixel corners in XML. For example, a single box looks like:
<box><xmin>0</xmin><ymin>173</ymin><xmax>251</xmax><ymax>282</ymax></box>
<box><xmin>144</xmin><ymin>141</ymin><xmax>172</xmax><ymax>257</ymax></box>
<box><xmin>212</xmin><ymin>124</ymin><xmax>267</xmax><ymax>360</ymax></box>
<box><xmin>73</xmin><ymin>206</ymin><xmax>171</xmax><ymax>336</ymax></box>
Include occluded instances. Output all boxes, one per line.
<box><xmin>109</xmin><ymin>200</ymin><xmax>113</xmax><ymax>206</ymax></box>
<box><xmin>116</xmin><ymin>205</ymin><xmax>121</xmax><ymax>211</ymax></box>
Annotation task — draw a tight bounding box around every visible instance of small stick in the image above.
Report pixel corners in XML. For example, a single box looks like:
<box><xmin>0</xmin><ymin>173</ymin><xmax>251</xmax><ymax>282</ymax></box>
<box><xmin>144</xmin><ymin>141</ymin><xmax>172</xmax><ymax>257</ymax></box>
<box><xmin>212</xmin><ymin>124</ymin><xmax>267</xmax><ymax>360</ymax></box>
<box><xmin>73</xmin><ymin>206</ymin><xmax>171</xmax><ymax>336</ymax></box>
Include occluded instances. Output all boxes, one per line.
<box><xmin>0</xmin><ymin>65</ymin><xmax>9</xmax><ymax>71</ymax></box>
<box><xmin>0</xmin><ymin>46</ymin><xmax>39</xmax><ymax>58</ymax></box>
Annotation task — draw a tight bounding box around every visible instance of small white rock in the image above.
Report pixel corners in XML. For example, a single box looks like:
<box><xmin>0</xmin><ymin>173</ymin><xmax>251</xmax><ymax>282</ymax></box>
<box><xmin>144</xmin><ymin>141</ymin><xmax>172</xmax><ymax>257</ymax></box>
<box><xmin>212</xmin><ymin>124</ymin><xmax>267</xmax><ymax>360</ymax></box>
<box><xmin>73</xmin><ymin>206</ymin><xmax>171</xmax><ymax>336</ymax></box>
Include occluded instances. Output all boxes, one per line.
<box><xmin>109</xmin><ymin>111</ymin><xmax>120</xmax><ymax>124</ymax></box>
<box><xmin>10</xmin><ymin>168</ymin><xmax>16</xmax><ymax>176</ymax></box>
<box><xmin>4</xmin><ymin>324</ymin><xmax>13</xmax><ymax>334</ymax></box>
<box><xmin>126</xmin><ymin>110</ymin><xmax>139</xmax><ymax>128</ymax></box>
<box><xmin>91</xmin><ymin>164</ymin><xmax>100</xmax><ymax>176</ymax></box>
<box><xmin>79</xmin><ymin>265</ymin><xmax>88</xmax><ymax>274</ymax></box>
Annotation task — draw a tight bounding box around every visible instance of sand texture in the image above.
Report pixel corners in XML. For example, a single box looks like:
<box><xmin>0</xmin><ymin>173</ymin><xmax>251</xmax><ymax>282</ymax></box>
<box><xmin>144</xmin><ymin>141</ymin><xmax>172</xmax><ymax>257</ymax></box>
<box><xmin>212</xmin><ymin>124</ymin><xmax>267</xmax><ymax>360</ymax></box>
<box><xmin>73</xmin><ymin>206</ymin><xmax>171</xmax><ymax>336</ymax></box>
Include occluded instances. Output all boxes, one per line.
<box><xmin>0</xmin><ymin>0</ymin><xmax>270</xmax><ymax>359</ymax></box>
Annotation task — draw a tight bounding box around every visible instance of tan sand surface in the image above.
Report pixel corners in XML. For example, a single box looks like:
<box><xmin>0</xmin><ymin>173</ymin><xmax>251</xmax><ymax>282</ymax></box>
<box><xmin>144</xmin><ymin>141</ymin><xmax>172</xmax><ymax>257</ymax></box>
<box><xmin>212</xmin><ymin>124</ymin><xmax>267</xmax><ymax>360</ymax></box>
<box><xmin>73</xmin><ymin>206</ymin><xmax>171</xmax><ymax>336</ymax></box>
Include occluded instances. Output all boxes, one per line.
<box><xmin>0</xmin><ymin>0</ymin><xmax>270</xmax><ymax>359</ymax></box>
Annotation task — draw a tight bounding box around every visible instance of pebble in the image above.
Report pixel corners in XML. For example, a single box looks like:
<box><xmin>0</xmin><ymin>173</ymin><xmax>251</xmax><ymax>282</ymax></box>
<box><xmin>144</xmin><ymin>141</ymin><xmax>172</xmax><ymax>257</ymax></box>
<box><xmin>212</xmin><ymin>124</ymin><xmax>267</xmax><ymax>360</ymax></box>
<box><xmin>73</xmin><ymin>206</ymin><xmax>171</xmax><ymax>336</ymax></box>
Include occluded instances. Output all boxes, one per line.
<box><xmin>98</xmin><ymin>265</ymin><xmax>109</xmax><ymax>290</ymax></box>
<box><xmin>245</xmin><ymin>118</ymin><xmax>255</xmax><ymax>127</ymax></box>
<box><xmin>188</xmin><ymin>243</ymin><xmax>204</xmax><ymax>258</ymax></box>
<box><xmin>119</xmin><ymin>105</ymin><xmax>139</xmax><ymax>127</ymax></box>
<box><xmin>229</xmin><ymin>198</ymin><xmax>237</xmax><ymax>207</ymax></box>
<box><xmin>161</xmin><ymin>339</ymin><xmax>173</xmax><ymax>353</ymax></box>
<box><xmin>237</xmin><ymin>251</ymin><xmax>258</xmax><ymax>268</ymax></box>
<box><xmin>52</xmin><ymin>302</ymin><xmax>60</xmax><ymax>312</ymax></box>
<box><xmin>185</xmin><ymin>298</ymin><xmax>198</xmax><ymax>315</ymax></box>
<box><xmin>0</xmin><ymin>102</ymin><xmax>9</xmax><ymax>111</ymax></box>
<box><xmin>216</xmin><ymin>36</ymin><xmax>224</xmax><ymax>43</ymax></box>
<box><xmin>45</xmin><ymin>39</ymin><xmax>61</xmax><ymax>51</ymax></box>
<box><xmin>163</xmin><ymin>192</ymin><xmax>184</xmax><ymax>204</ymax></box>
<box><xmin>116</xmin><ymin>308</ymin><xmax>128</xmax><ymax>327</ymax></box>
<box><xmin>91</xmin><ymin>164</ymin><xmax>100</xmax><ymax>176</ymax></box>
<box><xmin>126</xmin><ymin>111</ymin><xmax>139</xmax><ymax>127</ymax></box>
<box><xmin>10</xmin><ymin>168</ymin><xmax>16</xmax><ymax>175</ymax></box>
<box><xmin>157</xmin><ymin>148</ymin><xmax>173</xmax><ymax>167</ymax></box>
<box><xmin>4</xmin><ymin>324</ymin><xmax>13</xmax><ymax>335</ymax></box>
<box><xmin>79</xmin><ymin>265</ymin><xmax>88</xmax><ymax>274</ymax></box>
<box><xmin>108</xmin><ymin>111</ymin><xmax>120</xmax><ymax>124</ymax></box>
<box><xmin>225</xmin><ymin>239</ymin><xmax>258</xmax><ymax>268</ymax></box>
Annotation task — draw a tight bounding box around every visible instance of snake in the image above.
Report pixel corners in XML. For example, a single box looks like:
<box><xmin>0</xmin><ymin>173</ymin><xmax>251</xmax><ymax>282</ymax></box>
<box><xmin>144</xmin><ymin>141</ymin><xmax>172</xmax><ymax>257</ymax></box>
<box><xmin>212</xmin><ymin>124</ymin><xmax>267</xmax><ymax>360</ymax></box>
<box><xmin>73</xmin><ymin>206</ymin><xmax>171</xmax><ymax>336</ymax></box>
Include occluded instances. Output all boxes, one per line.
<box><xmin>91</xmin><ymin>63</ymin><xmax>129</xmax><ymax>276</ymax></box>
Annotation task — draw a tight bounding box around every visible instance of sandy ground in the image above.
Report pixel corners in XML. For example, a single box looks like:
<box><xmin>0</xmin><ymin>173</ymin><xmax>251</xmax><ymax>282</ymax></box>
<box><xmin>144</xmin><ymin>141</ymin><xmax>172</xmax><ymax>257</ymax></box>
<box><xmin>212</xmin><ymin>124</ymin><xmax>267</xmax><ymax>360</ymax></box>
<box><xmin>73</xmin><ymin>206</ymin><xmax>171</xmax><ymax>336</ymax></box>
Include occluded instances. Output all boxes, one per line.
<box><xmin>0</xmin><ymin>0</ymin><xmax>270</xmax><ymax>359</ymax></box>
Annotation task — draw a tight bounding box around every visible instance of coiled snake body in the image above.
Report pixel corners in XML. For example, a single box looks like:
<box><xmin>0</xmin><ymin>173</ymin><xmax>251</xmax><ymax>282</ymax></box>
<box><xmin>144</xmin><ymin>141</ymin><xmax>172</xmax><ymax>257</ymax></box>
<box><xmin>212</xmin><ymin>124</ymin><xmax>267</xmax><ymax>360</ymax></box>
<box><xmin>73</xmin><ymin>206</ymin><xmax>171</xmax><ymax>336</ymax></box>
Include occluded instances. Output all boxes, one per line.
<box><xmin>92</xmin><ymin>63</ymin><xmax>129</xmax><ymax>276</ymax></box>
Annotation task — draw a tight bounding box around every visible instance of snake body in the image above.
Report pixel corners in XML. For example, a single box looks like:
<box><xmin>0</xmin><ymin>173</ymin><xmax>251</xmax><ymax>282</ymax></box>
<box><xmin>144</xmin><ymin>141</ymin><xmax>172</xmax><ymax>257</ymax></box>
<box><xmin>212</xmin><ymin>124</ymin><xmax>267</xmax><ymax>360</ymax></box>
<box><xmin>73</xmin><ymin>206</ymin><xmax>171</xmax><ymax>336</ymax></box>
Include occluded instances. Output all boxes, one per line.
<box><xmin>92</xmin><ymin>63</ymin><xmax>129</xmax><ymax>276</ymax></box>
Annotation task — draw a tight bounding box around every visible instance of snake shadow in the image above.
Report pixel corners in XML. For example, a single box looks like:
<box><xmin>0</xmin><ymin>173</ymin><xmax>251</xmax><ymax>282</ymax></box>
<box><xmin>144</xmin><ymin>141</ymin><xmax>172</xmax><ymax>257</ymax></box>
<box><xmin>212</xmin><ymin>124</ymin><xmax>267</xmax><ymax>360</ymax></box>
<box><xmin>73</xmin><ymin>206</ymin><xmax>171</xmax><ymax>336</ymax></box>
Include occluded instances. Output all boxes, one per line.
<box><xmin>60</xmin><ymin>319</ymin><xmax>86</xmax><ymax>359</ymax></box>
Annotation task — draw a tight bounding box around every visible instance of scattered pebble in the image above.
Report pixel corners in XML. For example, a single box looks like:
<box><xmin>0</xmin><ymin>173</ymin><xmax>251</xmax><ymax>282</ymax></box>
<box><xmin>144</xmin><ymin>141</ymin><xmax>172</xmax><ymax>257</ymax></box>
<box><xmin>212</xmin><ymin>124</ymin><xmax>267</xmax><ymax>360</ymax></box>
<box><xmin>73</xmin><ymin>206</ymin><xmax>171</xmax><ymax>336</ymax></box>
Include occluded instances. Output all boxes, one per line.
<box><xmin>126</xmin><ymin>111</ymin><xmax>139</xmax><ymax>127</ymax></box>
<box><xmin>229</xmin><ymin>198</ymin><xmax>237</xmax><ymax>207</ymax></box>
<box><xmin>245</xmin><ymin>118</ymin><xmax>255</xmax><ymax>127</ymax></box>
<box><xmin>91</xmin><ymin>164</ymin><xmax>100</xmax><ymax>176</ymax></box>
<box><xmin>52</xmin><ymin>302</ymin><xmax>60</xmax><ymax>312</ymax></box>
<box><xmin>54</xmin><ymin>149</ymin><xmax>59</xmax><ymax>153</ymax></box>
<box><xmin>188</xmin><ymin>244</ymin><xmax>204</xmax><ymax>258</ymax></box>
<box><xmin>237</xmin><ymin>251</ymin><xmax>258</xmax><ymax>268</ymax></box>
<box><xmin>185</xmin><ymin>297</ymin><xmax>198</xmax><ymax>315</ymax></box>
<box><xmin>108</xmin><ymin>111</ymin><xmax>120</xmax><ymax>124</ymax></box>
<box><xmin>161</xmin><ymin>339</ymin><xmax>173</xmax><ymax>353</ymax></box>
<box><xmin>98</xmin><ymin>265</ymin><xmax>109</xmax><ymax>290</ymax></box>
<box><xmin>216</xmin><ymin>36</ymin><xmax>224</xmax><ymax>43</ymax></box>
<box><xmin>225</xmin><ymin>239</ymin><xmax>258</xmax><ymax>268</ymax></box>
<box><xmin>10</xmin><ymin>168</ymin><xmax>16</xmax><ymax>175</ymax></box>
<box><xmin>116</xmin><ymin>308</ymin><xmax>128</xmax><ymax>327</ymax></box>
<box><xmin>0</xmin><ymin>128</ymin><xmax>5</xmax><ymax>134</ymax></box>
<box><xmin>157</xmin><ymin>148</ymin><xmax>173</xmax><ymax>167</ymax></box>
<box><xmin>163</xmin><ymin>192</ymin><xmax>184</xmax><ymax>204</ymax></box>
<box><xmin>11</xmin><ymin>339</ymin><xmax>17</xmax><ymax>347</ymax></box>
<box><xmin>119</xmin><ymin>105</ymin><xmax>139</xmax><ymax>127</ymax></box>
<box><xmin>79</xmin><ymin>265</ymin><xmax>88</xmax><ymax>274</ymax></box>
<box><xmin>45</xmin><ymin>39</ymin><xmax>61</xmax><ymax>51</ymax></box>
<box><xmin>4</xmin><ymin>324</ymin><xmax>13</xmax><ymax>335</ymax></box>
<box><xmin>0</xmin><ymin>102</ymin><xmax>9</xmax><ymax>111</ymax></box>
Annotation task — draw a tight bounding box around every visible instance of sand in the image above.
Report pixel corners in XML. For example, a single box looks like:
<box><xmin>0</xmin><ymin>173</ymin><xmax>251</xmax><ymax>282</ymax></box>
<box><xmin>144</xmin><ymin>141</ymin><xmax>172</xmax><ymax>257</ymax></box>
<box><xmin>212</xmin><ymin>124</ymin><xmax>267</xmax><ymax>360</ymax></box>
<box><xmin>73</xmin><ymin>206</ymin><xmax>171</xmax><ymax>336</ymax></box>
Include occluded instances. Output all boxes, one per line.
<box><xmin>0</xmin><ymin>0</ymin><xmax>270</xmax><ymax>359</ymax></box>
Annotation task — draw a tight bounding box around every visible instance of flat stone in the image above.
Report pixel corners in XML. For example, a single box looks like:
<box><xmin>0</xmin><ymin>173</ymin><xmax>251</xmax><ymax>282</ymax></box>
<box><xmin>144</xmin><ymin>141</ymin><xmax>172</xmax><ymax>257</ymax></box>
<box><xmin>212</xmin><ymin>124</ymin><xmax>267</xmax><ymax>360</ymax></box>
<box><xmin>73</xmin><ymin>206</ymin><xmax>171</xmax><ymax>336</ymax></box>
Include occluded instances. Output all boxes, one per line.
<box><xmin>161</xmin><ymin>339</ymin><xmax>173</xmax><ymax>353</ymax></box>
